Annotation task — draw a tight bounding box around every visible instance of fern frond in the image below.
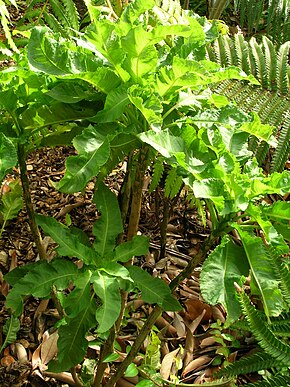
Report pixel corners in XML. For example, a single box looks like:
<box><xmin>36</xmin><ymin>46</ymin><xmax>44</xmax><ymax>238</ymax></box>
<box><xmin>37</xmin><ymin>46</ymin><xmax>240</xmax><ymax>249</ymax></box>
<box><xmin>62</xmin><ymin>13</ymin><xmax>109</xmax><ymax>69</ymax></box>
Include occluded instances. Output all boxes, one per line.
<box><xmin>0</xmin><ymin>0</ymin><xmax>18</xmax><ymax>52</ymax></box>
<box><xmin>149</xmin><ymin>157</ymin><xmax>165</xmax><ymax>193</ymax></box>
<box><xmin>276</xmin><ymin>41</ymin><xmax>290</xmax><ymax>95</ymax></box>
<box><xmin>270</xmin><ymin>110</ymin><xmax>290</xmax><ymax>172</ymax></box>
<box><xmin>234</xmin><ymin>33</ymin><xmax>251</xmax><ymax>74</ymax></box>
<box><xmin>238</xmin><ymin>291</ymin><xmax>290</xmax><ymax>365</ymax></box>
<box><xmin>164</xmin><ymin>167</ymin><xmax>183</xmax><ymax>199</ymax></box>
<box><xmin>269</xmin><ymin>247</ymin><xmax>290</xmax><ymax>307</ymax></box>
<box><xmin>246</xmin><ymin>374</ymin><xmax>290</xmax><ymax>387</ymax></box>
<box><xmin>216</xmin><ymin>351</ymin><xmax>281</xmax><ymax>377</ymax></box>
<box><xmin>262</xmin><ymin>36</ymin><xmax>277</xmax><ymax>92</ymax></box>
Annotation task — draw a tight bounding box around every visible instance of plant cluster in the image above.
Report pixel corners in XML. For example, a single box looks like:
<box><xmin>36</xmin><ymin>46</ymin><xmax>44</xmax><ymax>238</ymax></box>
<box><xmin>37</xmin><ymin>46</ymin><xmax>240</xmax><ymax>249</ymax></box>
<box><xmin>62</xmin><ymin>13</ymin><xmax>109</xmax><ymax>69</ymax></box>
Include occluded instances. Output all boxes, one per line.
<box><xmin>0</xmin><ymin>0</ymin><xmax>289</xmax><ymax>386</ymax></box>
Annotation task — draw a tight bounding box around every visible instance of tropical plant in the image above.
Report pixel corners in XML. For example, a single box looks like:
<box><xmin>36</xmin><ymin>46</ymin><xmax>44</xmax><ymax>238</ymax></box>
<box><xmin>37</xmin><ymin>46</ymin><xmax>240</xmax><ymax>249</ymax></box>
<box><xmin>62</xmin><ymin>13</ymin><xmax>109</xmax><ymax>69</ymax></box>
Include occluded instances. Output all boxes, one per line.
<box><xmin>1</xmin><ymin>0</ymin><xmax>290</xmax><ymax>385</ymax></box>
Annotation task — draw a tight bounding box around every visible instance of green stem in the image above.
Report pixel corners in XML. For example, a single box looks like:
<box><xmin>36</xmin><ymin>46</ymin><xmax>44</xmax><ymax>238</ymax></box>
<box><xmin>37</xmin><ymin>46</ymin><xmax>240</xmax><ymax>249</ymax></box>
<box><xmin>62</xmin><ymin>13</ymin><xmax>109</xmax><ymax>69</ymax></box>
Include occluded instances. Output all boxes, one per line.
<box><xmin>92</xmin><ymin>328</ymin><xmax>115</xmax><ymax>387</ymax></box>
<box><xmin>17</xmin><ymin>143</ymin><xmax>46</xmax><ymax>260</ymax></box>
<box><xmin>127</xmin><ymin>145</ymin><xmax>149</xmax><ymax>241</ymax></box>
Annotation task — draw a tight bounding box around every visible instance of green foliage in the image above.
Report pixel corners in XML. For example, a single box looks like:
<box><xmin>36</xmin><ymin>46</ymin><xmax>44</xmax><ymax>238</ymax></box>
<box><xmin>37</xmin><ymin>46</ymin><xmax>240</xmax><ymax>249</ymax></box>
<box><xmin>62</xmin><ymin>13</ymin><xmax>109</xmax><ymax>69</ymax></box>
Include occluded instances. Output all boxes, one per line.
<box><xmin>1</xmin><ymin>0</ymin><xmax>290</xmax><ymax>382</ymax></box>
<box><xmin>5</xmin><ymin>183</ymin><xmax>179</xmax><ymax>371</ymax></box>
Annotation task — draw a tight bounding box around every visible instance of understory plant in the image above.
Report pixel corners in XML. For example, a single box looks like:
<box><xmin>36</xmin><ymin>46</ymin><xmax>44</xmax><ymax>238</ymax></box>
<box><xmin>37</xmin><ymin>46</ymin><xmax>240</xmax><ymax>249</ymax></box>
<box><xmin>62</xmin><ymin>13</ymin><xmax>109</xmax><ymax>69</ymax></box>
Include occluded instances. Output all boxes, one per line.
<box><xmin>1</xmin><ymin>0</ymin><xmax>290</xmax><ymax>385</ymax></box>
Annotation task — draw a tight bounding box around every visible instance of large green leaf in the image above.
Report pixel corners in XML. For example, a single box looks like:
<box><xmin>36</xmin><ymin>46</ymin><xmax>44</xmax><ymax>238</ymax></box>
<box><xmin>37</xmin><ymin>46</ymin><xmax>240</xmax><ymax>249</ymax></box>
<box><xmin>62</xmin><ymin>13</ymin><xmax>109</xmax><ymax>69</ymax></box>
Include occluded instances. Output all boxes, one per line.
<box><xmin>48</xmin><ymin>298</ymin><xmax>97</xmax><ymax>372</ymax></box>
<box><xmin>28</xmin><ymin>26</ymin><xmax>100</xmax><ymax>76</ymax></box>
<box><xmin>57</xmin><ymin>126</ymin><xmax>110</xmax><ymax>193</ymax></box>
<box><xmin>200</xmin><ymin>236</ymin><xmax>249</xmax><ymax>321</ymax></box>
<box><xmin>36</xmin><ymin>215</ymin><xmax>97</xmax><ymax>265</ymax></box>
<box><xmin>128</xmin><ymin>266</ymin><xmax>181</xmax><ymax>311</ymax></box>
<box><xmin>138</xmin><ymin>129</ymin><xmax>185</xmax><ymax>158</ymax></box>
<box><xmin>93</xmin><ymin>182</ymin><xmax>123</xmax><ymax>258</ymax></box>
<box><xmin>92</xmin><ymin>271</ymin><xmax>121</xmax><ymax>333</ymax></box>
<box><xmin>19</xmin><ymin>101</ymin><xmax>99</xmax><ymax>131</ymax></box>
<box><xmin>5</xmin><ymin>259</ymin><xmax>78</xmax><ymax>316</ymax></box>
<box><xmin>234</xmin><ymin>226</ymin><xmax>284</xmax><ymax>318</ymax></box>
<box><xmin>114</xmin><ymin>235</ymin><xmax>149</xmax><ymax>262</ymax></box>
<box><xmin>261</xmin><ymin>201</ymin><xmax>290</xmax><ymax>222</ymax></box>
<box><xmin>0</xmin><ymin>133</ymin><xmax>17</xmax><ymax>182</ymax></box>
<box><xmin>62</xmin><ymin>270</ymin><xmax>92</xmax><ymax>318</ymax></box>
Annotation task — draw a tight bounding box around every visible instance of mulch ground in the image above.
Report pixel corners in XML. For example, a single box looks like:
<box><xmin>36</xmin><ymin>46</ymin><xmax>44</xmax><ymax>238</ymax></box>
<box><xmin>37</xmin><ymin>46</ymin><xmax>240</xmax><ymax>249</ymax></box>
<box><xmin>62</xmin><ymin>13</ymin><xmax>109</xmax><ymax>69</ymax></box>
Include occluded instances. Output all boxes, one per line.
<box><xmin>0</xmin><ymin>146</ymin><xmax>260</xmax><ymax>386</ymax></box>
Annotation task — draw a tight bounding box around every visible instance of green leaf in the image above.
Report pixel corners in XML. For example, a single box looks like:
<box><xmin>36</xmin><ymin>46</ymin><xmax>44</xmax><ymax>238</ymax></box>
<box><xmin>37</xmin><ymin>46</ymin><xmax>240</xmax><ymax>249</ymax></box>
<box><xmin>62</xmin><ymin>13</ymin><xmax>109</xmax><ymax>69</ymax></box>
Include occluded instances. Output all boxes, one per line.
<box><xmin>6</xmin><ymin>259</ymin><xmax>78</xmax><ymax>316</ymax></box>
<box><xmin>200</xmin><ymin>236</ymin><xmax>249</xmax><ymax>321</ymax></box>
<box><xmin>234</xmin><ymin>226</ymin><xmax>284</xmax><ymax>319</ymax></box>
<box><xmin>28</xmin><ymin>26</ymin><xmax>100</xmax><ymax>76</ymax></box>
<box><xmin>0</xmin><ymin>133</ymin><xmax>17</xmax><ymax>182</ymax></box>
<box><xmin>19</xmin><ymin>101</ymin><xmax>99</xmax><ymax>131</ymax></box>
<box><xmin>0</xmin><ymin>316</ymin><xmax>20</xmax><ymax>353</ymax></box>
<box><xmin>46</xmin><ymin>81</ymin><xmax>94</xmax><ymax>103</ymax></box>
<box><xmin>36</xmin><ymin>215</ymin><xmax>97</xmax><ymax>264</ymax></box>
<box><xmin>100</xmin><ymin>262</ymin><xmax>132</xmax><ymax>282</ymax></box>
<box><xmin>239</xmin><ymin>112</ymin><xmax>274</xmax><ymax>142</ymax></box>
<box><xmin>138</xmin><ymin>129</ymin><xmax>185</xmax><ymax>159</ymax></box>
<box><xmin>48</xmin><ymin>297</ymin><xmax>97</xmax><ymax>372</ymax></box>
<box><xmin>57</xmin><ymin>126</ymin><xmax>110</xmax><ymax>193</ymax></box>
<box><xmin>0</xmin><ymin>179</ymin><xmax>23</xmax><ymax>223</ymax></box>
<box><xmin>261</xmin><ymin>201</ymin><xmax>290</xmax><ymax>222</ymax></box>
<box><xmin>92</xmin><ymin>272</ymin><xmax>121</xmax><ymax>333</ymax></box>
<box><xmin>93</xmin><ymin>182</ymin><xmax>123</xmax><ymax>258</ymax></box>
<box><xmin>95</xmin><ymin>85</ymin><xmax>129</xmax><ymax>123</ymax></box>
<box><xmin>128</xmin><ymin>266</ymin><xmax>181</xmax><ymax>311</ymax></box>
<box><xmin>124</xmin><ymin>363</ymin><xmax>139</xmax><ymax>378</ymax></box>
<box><xmin>114</xmin><ymin>235</ymin><xmax>149</xmax><ymax>262</ymax></box>
<box><xmin>63</xmin><ymin>270</ymin><xmax>92</xmax><ymax>318</ymax></box>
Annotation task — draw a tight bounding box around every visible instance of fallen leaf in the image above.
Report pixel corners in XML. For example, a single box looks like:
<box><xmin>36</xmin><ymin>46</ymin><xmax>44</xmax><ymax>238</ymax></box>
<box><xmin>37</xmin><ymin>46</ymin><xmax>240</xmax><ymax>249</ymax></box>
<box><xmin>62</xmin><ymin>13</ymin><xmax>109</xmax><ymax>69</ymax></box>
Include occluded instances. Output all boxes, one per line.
<box><xmin>40</xmin><ymin>331</ymin><xmax>58</xmax><ymax>365</ymax></box>
<box><xmin>182</xmin><ymin>355</ymin><xmax>211</xmax><ymax>377</ymax></box>
<box><xmin>160</xmin><ymin>348</ymin><xmax>180</xmax><ymax>380</ymax></box>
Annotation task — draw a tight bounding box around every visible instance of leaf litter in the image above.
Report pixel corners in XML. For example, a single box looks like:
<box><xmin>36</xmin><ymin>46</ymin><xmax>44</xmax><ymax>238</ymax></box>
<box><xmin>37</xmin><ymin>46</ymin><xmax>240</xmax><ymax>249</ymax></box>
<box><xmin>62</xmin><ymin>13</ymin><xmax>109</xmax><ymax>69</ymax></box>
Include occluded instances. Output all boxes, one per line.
<box><xmin>0</xmin><ymin>146</ymin><xmax>260</xmax><ymax>386</ymax></box>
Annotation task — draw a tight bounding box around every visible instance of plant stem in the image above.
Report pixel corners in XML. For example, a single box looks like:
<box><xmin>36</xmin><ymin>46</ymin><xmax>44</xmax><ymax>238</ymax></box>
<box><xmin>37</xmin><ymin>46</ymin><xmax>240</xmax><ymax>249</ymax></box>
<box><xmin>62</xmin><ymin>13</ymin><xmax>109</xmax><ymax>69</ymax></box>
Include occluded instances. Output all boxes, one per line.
<box><xmin>70</xmin><ymin>367</ymin><xmax>83</xmax><ymax>387</ymax></box>
<box><xmin>160</xmin><ymin>197</ymin><xmax>170</xmax><ymax>259</ymax></box>
<box><xmin>106</xmin><ymin>232</ymin><xmax>218</xmax><ymax>386</ymax></box>
<box><xmin>127</xmin><ymin>145</ymin><xmax>149</xmax><ymax>241</ymax></box>
<box><xmin>17</xmin><ymin>143</ymin><xmax>46</xmax><ymax>260</ymax></box>
<box><xmin>92</xmin><ymin>328</ymin><xmax>115</xmax><ymax>387</ymax></box>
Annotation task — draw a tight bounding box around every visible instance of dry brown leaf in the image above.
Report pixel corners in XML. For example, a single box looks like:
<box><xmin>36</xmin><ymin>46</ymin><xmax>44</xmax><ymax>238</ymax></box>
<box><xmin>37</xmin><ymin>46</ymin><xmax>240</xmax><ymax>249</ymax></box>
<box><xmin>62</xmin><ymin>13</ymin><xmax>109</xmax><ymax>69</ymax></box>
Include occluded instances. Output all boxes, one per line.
<box><xmin>155</xmin><ymin>315</ymin><xmax>177</xmax><ymax>337</ymax></box>
<box><xmin>31</xmin><ymin>345</ymin><xmax>42</xmax><ymax>370</ymax></box>
<box><xmin>184</xmin><ymin>299</ymin><xmax>212</xmax><ymax>322</ymax></box>
<box><xmin>200</xmin><ymin>337</ymin><xmax>216</xmax><ymax>348</ymax></box>
<box><xmin>172</xmin><ymin>313</ymin><xmax>186</xmax><ymax>337</ymax></box>
<box><xmin>14</xmin><ymin>343</ymin><xmax>28</xmax><ymax>363</ymax></box>
<box><xmin>182</xmin><ymin>355</ymin><xmax>211</xmax><ymax>377</ymax></box>
<box><xmin>40</xmin><ymin>331</ymin><xmax>58</xmax><ymax>365</ymax></box>
<box><xmin>116</xmin><ymin>377</ymin><xmax>136</xmax><ymax>387</ymax></box>
<box><xmin>1</xmin><ymin>355</ymin><xmax>16</xmax><ymax>366</ymax></box>
<box><xmin>160</xmin><ymin>348</ymin><xmax>180</xmax><ymax>380</ymax></box>
<box><xmin>211</xmin><ymin>305</ymin><xmax>226</xmax><ymax>323</ymax></box>
<box><xmin>187</xmin><ymin>309</ymin><xmax>206</xmax><ymax>334</ymax></box>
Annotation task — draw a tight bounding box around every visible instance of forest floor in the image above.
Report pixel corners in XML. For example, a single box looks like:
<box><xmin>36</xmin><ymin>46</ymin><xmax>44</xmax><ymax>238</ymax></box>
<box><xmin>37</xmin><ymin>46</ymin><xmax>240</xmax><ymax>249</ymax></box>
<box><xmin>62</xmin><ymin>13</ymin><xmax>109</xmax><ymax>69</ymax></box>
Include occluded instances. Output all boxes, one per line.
<box><xmin>0</xmin><ymin>146</ymin><xmax>261</xmax><ymax>386</ymax></box>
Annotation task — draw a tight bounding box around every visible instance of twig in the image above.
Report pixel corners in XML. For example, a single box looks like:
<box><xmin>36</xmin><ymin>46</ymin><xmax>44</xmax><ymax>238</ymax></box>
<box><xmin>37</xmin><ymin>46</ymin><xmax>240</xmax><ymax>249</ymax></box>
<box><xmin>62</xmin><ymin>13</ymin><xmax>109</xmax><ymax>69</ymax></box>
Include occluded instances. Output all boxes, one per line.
<box><xmin>17</xmin><ymin>143</ymin><xmax>47</xmax><ymax>261</ymax></box>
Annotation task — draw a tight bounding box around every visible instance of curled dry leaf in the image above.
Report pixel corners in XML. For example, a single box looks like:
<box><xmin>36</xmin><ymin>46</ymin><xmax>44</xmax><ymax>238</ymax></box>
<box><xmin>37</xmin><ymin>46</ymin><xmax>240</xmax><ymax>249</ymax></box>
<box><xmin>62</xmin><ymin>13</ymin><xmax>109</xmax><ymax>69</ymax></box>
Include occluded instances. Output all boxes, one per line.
<box><xmin>40</xmin><ymin>331</ymin><xmax>58</xmax><ymax>366</ymax></box>
<box><xmin>182</xmin><ymin>355</ymin><xmax>211</xmax><ymax>377</ymax></box>
<box><xmin>14</xmin><ymin>342</ymin><xmax>28</xmax><ymax>363</ymax></box>
<box><xmin>172</xmin><ymin>313</ymin><xmax>186</xmax><ymax>337</ymax></box>
<box><xmin>1</xmin><ymin>355</ymin><xmax>16</xmax><ymax>366</ymax></box>
<box><xmin>160</xmin><ymin>347</ymin><xmax>181</xmax><ymax>380</ymax></box>
<box><xmin>184</xmin><ymin>299</ymin><xmax>212</xmax><ymax>322</ymax></box>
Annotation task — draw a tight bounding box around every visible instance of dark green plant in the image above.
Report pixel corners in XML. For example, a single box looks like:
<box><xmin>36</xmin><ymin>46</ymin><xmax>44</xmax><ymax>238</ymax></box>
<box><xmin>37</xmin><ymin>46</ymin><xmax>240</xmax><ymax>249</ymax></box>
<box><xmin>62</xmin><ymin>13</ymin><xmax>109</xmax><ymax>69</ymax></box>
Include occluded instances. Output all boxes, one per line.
<box><xmin>1</xmin><ymin>1</ymin><xmax>290</xmax><ymax>385</ymax></box>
